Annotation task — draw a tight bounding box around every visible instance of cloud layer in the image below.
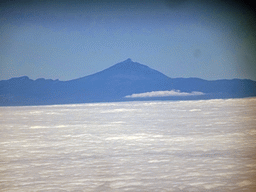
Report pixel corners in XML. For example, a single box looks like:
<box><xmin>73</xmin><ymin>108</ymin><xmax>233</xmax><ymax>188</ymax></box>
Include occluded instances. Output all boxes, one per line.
<box><xmin>125</xmin><ymin>90</ymin><xmax>204</xmax><ymax>98</ymax></box>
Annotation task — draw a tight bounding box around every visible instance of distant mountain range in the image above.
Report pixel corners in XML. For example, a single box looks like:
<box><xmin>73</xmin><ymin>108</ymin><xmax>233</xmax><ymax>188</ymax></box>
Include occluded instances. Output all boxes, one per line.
<box><xmin>1</xmin><ymin>58</ymin><xmax>256</xmax><ymax>106</ymax></box>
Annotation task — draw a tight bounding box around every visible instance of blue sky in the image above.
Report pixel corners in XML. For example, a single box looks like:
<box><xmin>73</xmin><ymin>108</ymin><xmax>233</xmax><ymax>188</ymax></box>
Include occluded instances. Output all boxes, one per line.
<box><xmin>1</xmin><ymin>0</ymin><xmax>256</xmax><ymax>81</ymax></box>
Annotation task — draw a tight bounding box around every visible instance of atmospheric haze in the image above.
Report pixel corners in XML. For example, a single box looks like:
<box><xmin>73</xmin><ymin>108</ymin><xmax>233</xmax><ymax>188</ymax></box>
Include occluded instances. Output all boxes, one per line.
<box><xmin>1</xmin><ymin>98</ymin><xmax>256</xmax><ymax>191</ymax></box>
<box><xmin>1</xmin><ymin>0</ymin><xmax>256</xmax><ymax>81</ymax></box>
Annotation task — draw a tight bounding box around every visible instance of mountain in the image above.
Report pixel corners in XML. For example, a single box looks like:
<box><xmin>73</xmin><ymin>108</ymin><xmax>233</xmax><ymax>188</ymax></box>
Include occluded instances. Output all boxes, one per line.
<box><xmin>1</xmin><ymin>59</ymin><xmax>256</xmax><ymax>106</ymax></box>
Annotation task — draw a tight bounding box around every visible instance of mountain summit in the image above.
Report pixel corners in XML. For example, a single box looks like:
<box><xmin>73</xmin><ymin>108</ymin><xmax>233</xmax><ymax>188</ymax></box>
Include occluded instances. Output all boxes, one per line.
<box><xmin>1</xmin><ymin>59</ymin><xmax>256</xmax><ymax>106</ymax></box>
<box><xmin>84</xmin><ymin>58</ymin><xmax>169</xmax><ymax>81</ymax></box>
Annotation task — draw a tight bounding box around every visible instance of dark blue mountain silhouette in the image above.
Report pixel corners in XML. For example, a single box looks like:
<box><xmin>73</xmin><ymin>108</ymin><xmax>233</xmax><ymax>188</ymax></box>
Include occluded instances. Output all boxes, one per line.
<box><xmin>1</xmin><ymin>58</ymin><xmax>256</xmax><ymax>106</ymax></box>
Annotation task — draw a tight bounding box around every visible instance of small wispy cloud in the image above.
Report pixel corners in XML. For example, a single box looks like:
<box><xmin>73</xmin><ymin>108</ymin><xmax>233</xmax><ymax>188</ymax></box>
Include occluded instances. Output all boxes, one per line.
<box><xmin>125</xmin><ymin>90</ymin><xmax>204</xmax><ymax>98</ymax></box>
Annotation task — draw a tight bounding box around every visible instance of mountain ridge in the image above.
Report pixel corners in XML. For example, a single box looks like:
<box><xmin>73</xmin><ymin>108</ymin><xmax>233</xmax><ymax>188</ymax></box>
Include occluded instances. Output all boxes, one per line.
<box><xmin>1</xmin><ymin>59</ymin><xmax>256</xmax><ymax>106</ymax></box>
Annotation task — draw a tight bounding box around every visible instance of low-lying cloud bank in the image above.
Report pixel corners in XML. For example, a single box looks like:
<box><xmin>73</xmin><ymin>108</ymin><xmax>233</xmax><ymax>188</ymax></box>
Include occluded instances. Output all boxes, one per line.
<box><xmin>125</xmin><ymin>90</ymin><xmax>204</xmax><ymax>98</ymax></box>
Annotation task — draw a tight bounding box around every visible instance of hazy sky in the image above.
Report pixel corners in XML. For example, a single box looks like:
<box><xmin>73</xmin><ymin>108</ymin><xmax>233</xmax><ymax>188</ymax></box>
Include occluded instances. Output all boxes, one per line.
<box><xmin>1</xmin><ymin>0</ymin><xmax>256</xmax><ymax>81</ymax></box>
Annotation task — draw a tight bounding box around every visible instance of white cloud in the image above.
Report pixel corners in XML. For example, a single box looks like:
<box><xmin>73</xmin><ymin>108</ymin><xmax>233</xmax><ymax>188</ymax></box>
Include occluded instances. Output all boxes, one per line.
<box><xmin>125</xmin><ymin>90</ymin><xmax>204</xmax><ymax>98</ymax></box>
